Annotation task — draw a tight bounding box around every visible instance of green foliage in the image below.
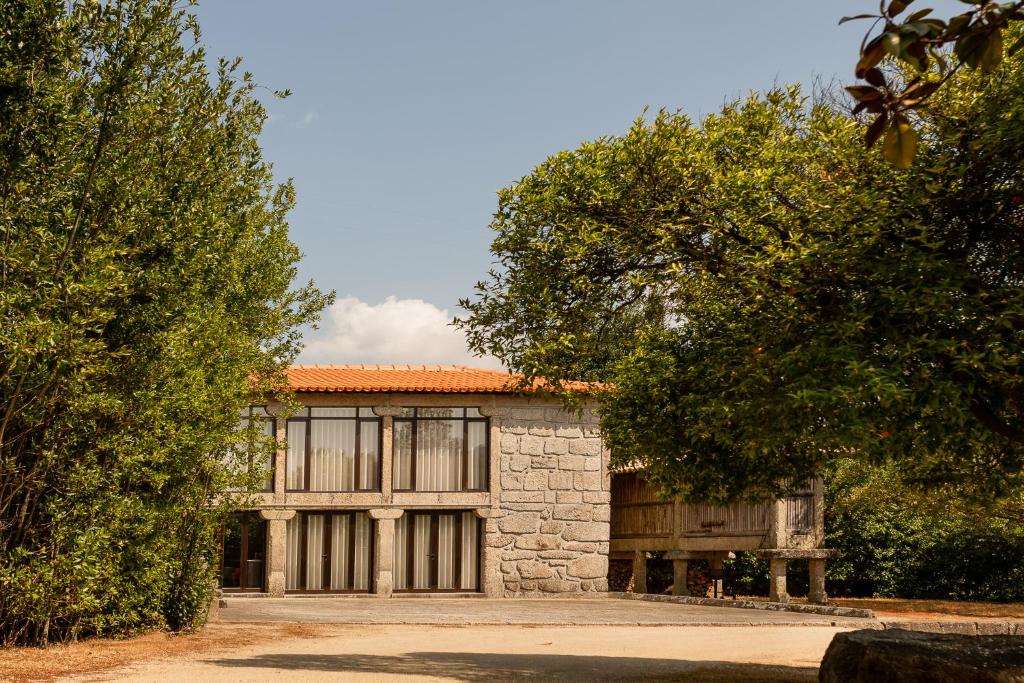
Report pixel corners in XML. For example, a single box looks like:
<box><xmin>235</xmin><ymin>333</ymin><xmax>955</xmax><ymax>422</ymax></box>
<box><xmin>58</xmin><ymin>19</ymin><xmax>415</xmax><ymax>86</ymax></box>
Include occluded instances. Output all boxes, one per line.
<box><xmin>844</xmin><ymin>1</ymin><xmax>1024</xmax><ymax>166</ymax></box>
<box><xmin>0</xmin><ymin>0</ymin><xmax>330</xmax><ymax>645</ymax></box>
<box><xmin>825</xmin><ymin>460</ymin><xmax>1024</xmax><ymax>601</ymax></box>
<box><xmin>460</xmin><ymin>34</ymin><xmax>1024</xmax><ymax>505</ymax></box>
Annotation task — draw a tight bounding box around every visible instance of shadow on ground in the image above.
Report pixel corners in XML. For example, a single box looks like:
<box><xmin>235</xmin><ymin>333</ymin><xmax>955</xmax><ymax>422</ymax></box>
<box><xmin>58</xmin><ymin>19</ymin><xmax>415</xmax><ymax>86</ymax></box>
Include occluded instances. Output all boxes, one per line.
<box><xmin>200</xmin><ymin>651</ymin><xmax>816</xmax><ymax>682</ymax></box>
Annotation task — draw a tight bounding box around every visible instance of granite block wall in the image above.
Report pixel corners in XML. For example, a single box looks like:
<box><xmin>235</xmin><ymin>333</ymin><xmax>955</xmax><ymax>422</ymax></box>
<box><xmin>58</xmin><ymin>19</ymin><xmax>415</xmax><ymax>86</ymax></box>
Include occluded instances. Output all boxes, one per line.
<box><xmin>487</xmin><ymin>406</ymin><xmax>610</xmax><ymax>597</ymax></box>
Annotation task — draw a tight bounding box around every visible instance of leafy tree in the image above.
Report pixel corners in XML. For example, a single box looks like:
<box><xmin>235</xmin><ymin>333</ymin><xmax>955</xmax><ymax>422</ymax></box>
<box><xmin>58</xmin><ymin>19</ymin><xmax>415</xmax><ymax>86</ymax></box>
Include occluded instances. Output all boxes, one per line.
<box><xmin>459</xmin><ymin>34</ymin><xmax>1024</xmax><ymax>505</ymax></box>
<box><xmin>824</xmin><ymin>459</ymin><xmax>1024</xmax><ymax>601</ymax></box>
<box><xmin>842</xmin><ymin>0</ymin><xmax>1024</xmax><ymax>166</ymax></box>
<box><xmin>0</xmin><ymin>0</ymin><xmax>329</xmax><ymax>645</ymax></box>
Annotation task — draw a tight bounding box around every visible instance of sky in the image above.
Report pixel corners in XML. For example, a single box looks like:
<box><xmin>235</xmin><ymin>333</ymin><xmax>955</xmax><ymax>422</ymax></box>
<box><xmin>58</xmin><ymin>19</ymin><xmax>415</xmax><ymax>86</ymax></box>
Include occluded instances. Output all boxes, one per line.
<box><xmin>191</xmin><ymin>1</ymin><xmax>959</xmax><ymax>368</ymax></box>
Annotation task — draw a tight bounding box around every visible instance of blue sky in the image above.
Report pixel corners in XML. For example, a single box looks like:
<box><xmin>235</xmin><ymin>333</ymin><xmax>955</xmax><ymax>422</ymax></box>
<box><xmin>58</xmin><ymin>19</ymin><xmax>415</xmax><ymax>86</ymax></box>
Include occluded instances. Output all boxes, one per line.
<box><xmin>191</xmin><ymin>1</ymin><xmax>957</xmax><ymax>367</ymax></box>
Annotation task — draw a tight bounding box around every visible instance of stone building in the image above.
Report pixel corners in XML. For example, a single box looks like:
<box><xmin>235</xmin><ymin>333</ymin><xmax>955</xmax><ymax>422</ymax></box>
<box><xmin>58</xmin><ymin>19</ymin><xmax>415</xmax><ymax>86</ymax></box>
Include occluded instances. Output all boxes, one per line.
<box><xmin>220</xmin><ymin>364</ymin><xmax>610</xmax><ymax>598</ymax></box>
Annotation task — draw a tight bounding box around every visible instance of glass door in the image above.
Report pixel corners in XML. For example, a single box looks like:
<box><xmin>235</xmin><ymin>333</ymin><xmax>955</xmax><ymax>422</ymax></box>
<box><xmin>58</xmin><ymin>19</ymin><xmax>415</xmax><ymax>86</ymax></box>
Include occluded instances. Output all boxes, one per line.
<box><xmin>394</xmin><ymin>511</ymin><xmax>480</xmax><ymax>592</ymax></box>
<box><xmin>220</xmin><ymin>512</ymin><xmax>267</xmax><ymax>592</ymax></box>
<box><xmin>285</xmin><ymin>511</ymin><xmax>373</xmax><ymax>592</ymax></box>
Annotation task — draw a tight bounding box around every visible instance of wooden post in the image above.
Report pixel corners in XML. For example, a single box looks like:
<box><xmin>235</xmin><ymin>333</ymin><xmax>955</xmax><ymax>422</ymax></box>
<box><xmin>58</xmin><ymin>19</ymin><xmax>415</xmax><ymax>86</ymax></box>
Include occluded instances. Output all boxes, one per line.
<box><xmin>768</xmin><ymin>499</ymin><xmax>788</xmax><ymax>549</ymax></box>
<box><xmin>808</xmin><ymin>558</ymin><xmax>827</xmax><ymax>605</ymax></box>
<box><xmin>769</xmin><ymin>558</ymin><xmax>789</xmax><ymax>603</ymax></box>
<box><xmin>632</xmin><ymin>550</ymin><xmax>648</xmax><ymax>594</ymax></box>
<box><xmin>672</xmin><ymin>559</ymin><xmax>688</xmax><ymax>596</ymax></box>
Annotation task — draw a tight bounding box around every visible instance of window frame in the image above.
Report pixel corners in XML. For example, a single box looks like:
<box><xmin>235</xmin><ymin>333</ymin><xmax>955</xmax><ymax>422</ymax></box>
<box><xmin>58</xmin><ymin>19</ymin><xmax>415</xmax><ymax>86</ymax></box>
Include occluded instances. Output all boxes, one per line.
<box><xmin>286</xmin><ymin>510</ymin><xmax>375</xmax><ymax>594</ymax></box>
<box><xmin>392</xmin><ymin>407</ymin><xmax>490</xmax><ymax>493</ymax></box>
<box><xmin>285</xmin><ymin>407</ymin><xmax>383</xmax><ymax>493</ymax></box>
<box><xmin>238</xmin><ymin>406</ymin><xmax>275</xmax><ymax>493</ymax></box>
<box><xmin>394</xmin><ymin>510</ymin><xmax>481</xmax><ymax>593</ymax></box>
<box><xmin>219</xmin><ymin>511</ymin><xmax>267</xmax><ymax>593</ymax></box>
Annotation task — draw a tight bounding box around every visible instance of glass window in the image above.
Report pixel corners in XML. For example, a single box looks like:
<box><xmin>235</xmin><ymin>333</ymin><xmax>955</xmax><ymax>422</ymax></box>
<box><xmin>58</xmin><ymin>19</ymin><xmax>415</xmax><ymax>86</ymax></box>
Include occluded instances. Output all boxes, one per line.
<box><xmin>229</xmin><ymin>407</ymin><xmax>275</xmax><ymax>492</ymax></box>
<box><xmin>467</xmin><ymin>421</ymin><xmax>488</xmax><ymax>490</ymax></box>
<box><xmin>311</xmin><ymin>407</ymin><xmax>357</xmax><ymax>418</ymax></box>
<box><xmin>392</xmin><ymin>408</ymin><xmax>489</xmax><ymax>492</ymax></box>
<box><xmin>286</xmin><ymin>408</ymin><xmax>382</xmax><ymax>491</ymax></box>
<box><xmin>393</xmin><ymin>420</ymin><xmax>414</xmax><ymax>490</ymax></box>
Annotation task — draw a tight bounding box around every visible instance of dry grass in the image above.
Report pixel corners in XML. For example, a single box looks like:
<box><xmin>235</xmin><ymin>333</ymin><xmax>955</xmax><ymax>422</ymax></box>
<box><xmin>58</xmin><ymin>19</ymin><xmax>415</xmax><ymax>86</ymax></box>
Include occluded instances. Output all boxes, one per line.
<box><xmin>827</xmin><ymin>597</ymin><xmax>1024</xmax><ymax>621</ymax></box>
<box><xmin>0</xmin><ymin>621</ymin><xmax>337</xmax><ymax>682</ymax></box>
<box><xmin>737</xmin><ymin>595</ymin><xmax>1024</xmax><ymax>621</ymax></box>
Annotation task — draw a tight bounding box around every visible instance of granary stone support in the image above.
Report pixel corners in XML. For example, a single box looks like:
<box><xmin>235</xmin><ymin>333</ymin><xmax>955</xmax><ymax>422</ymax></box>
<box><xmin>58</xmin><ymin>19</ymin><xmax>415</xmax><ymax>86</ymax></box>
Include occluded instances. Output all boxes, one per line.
<box><xmin>769</xmin><ymin>558</ymin><xmax>789</xmax><ymax>603</ymax></box>
<box><xmin>755</xmin><ymin>548</ymin><xmax>836</xmax><ymax>605</ymax></box>
<box><xmin>809</xmin><ymin>558</ymin><xmax>828</xmax><ymax>605</ymax></box>
<box><xmin>672</xmin><ymin>559</ymin><xmax>688</xmax><ymax>596</ymax></box>
<box><xmin>632</xmin><ymin>550</ymin><xmax>647</xmax><ymax>594</ymax></box>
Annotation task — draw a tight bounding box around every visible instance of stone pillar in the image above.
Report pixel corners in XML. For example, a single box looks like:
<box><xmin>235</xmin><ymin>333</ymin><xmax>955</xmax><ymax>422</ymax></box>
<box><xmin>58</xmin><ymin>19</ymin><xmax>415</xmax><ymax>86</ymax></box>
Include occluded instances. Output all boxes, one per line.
<box><xmin>373</xmin><ymin>406</ymin><xmax>403</xmax><ymax>502</ymax></box>
<box><xmin>368</xmin><ymin>508</ymin><xmax>403</xmax><ymax>597</ymax></box>
<box><xmin>709</xmin><ymin>557</ymin><xmax>725</xmax><ymax>599</ymax></box>
<box><xmin>808</xmin><ymin>558</ymin><xmax>828</xmax><ymax>605</ymax></box>
<box><xmin>474</xmin><ymin>508</ymin><xmax>506</xmax><ymax>598</ymax></box>
<box><xmin>769</xmin><ymin>558</ymin><xmax>789</xmax><ymax>604</ymax></box>
<box><xmin>672</xmin><ymin>559</ymin><xmax>689</xmax><ymax>596</ymax></box>
<box><xmin>259</xmin><ymin>508</ymin><xmax>295</xmax><ymax>597</ymax></box>
<box><xmin>632</xmin><ymin>550</ymin><xmax>648</xmax><ymax>594</ymax></box>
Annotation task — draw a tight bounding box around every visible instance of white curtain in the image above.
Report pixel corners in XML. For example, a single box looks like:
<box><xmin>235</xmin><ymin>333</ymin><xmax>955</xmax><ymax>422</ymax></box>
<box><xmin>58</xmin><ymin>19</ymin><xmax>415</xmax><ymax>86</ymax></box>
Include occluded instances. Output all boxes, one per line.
<box><xmin>437</xmin><ymin>514</ymin><xmax>455</xmax><ymax>589</ymax></box>
<box><xmin>305</xmin><ymin>514</ymin><xmax>324</xmax><ymax>589</ymax></box>
<box><xmin>466</xmin><ymin>422</ymin><xmax>487</xmax><ymax>490</ymax></box>
<box><xmin>359</xmin><ymin>421</ymin><xmax>380</xmax><ymax>490</ymax></box>
<box><xmin>394</xmin><ymin>514</ymin><xmax>408</xmax><ymax>589</ymax></box>
<box><xmin>330</xmin><ymin>515</ymin><xmax>350</xmax><ymax>590</ymax></box>
<box><xmin>309</xmin><ymin>420</ymin><xmax>356</xmax><ymax>491</ymax></box>
<box><xmin>353</xmin><ymin>514</ymin><xmax>372</xmax><ymax>590</ymax></box>
<box><xmin>286</xmin><ymin>421</ymin><xmax>306</xmax><ymax>490</ymax></box>
<box><xmin>413</xmin><ymin>514</ymin><xmax>431</xmax><ymax>589</ymax></box>
<box><xmin>417</xmin><ymin>420</ymin><xmax>463</xmax><ymax>491</ymax></box>
<box><xmin>285</xmin><ymin>515</ymin><xmax>301</xmax><ymax>590</ymax></box>
<box><xmin>393</xmin><ymin>421</ymin><xmax>413</xmax><ymax>490</ymax></box>
<box><xmin>460</xmin><ymin>512</ymin><xmax>479</xmax><ymax>590</ymax></box>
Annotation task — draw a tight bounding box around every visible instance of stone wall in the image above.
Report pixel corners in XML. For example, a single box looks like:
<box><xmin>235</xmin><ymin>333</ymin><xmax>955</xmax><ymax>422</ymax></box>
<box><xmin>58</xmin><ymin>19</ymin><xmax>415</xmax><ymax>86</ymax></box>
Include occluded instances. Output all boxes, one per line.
<box><xmin>487</xmin><ymin>405</ymin><xmax>610</xmax><ymax>597</ymax></box>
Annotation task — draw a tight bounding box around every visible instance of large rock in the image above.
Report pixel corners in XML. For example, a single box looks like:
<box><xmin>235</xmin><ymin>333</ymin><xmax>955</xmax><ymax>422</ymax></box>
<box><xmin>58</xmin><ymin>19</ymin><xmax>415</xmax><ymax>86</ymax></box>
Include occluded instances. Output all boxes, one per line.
<box><xmin>819</xmin><ymin>629</ymin><xmax>1024</xmax><ymax>683</ymax></box>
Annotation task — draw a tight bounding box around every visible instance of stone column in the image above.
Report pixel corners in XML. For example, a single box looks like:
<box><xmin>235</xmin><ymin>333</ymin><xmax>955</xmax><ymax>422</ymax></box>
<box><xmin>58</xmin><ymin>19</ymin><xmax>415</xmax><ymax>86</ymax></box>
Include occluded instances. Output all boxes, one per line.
<box><xmin>266</xmin><ymin>401</ymin><xmax>288</xmax><ymax>499</ymax></box>
<box><xmin>709</xmin><ymin>557</ymin><xmax>725</xmax><ymax>599</ymax></box>
<box><xmin>373</xmin><ymin>406</ymin><xmax>403</xmax><ymax>503</ymax></box>
<box><xmin>769</xmin><ymin>558</ymin><xmax>789</xmax><ymax>604</ymax></box>
<box><xmin>672</xmin><ymin>559</ymin><xmax>689</xmax><ymax>596</ymax></box>
<box><xmin>259</xmin><ymin>508</ymin><xmax>295</xmax><ymax>597</ymax></box>
<box><xmin>475</xmin><ymin>508</ymin><xmax>506</xmax><ymax>598</ymax></box>
<box><xmin>368</xmin><ymin>508</ymin><xmax>403</xmax><ymax>597</ymax></box>
<box><xmin>632</xmin><ymin>550</ymin><xmax>648</xmax><ymax>594</ymax></box>
<box><xmin>808</xmin><ymin>558</ymin><xmax>828</xmax><ymax>605</ymax></box>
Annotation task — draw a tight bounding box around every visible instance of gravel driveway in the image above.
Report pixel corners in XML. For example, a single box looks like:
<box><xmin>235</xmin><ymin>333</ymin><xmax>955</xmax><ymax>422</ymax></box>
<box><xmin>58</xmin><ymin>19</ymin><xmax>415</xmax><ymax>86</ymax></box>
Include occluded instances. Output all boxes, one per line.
<box><xmin>216</xmin><ymin>596</ymin><xmax>873</xmax><ymax>627</ymax></box>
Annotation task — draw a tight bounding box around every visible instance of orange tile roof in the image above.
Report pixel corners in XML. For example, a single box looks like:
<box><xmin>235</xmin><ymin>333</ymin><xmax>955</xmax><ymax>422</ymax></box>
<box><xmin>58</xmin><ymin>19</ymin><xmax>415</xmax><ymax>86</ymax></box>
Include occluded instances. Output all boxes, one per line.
<box><xmin>285</xmin><ymin>364</ymin><xmax>598</xmax><ymax>394</ymax></box>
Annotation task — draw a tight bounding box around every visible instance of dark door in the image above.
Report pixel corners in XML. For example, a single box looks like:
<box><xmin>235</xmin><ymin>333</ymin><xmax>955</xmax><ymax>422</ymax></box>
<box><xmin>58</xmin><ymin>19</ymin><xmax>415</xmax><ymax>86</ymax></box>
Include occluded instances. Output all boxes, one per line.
<box><xmin>220</xmin><ymin>512</ymin><xmax>266</xmax><ymax>592</ymax></box>
<box><xmin>394</xmin><ymin>511</ymin><xmax>480</xmax><ymax>592</ymax></box>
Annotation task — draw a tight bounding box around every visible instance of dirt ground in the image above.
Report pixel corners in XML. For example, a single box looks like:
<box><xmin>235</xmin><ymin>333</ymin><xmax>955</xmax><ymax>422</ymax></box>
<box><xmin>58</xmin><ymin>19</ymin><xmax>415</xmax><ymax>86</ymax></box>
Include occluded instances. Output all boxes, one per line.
<box><xmin>793</xmin><ymin>597</ymin><xmax>1024</xmax><ymax>621</ymax></box>
<box><xmin>46</xmin><ymin>624</ymin><xmax>843</xmax><ymax>682</ymax></box>
<box><xmin>2</xmin><ymin>597</ymin><xmax>1021</xmax><ymax>682</ymax></box>
<box><xmin>0</xmin><ymin>622</ymin><xmax>333</xmax><ymax>683</ymax></box>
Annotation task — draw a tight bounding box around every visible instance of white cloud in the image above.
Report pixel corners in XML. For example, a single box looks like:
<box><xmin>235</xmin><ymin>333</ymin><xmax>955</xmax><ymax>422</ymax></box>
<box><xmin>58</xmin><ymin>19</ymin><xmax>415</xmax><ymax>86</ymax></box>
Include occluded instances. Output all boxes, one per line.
<box><xmin>299</xmin><ymin>296</ymin><xmax>503</xmax><ymax>369</ymax></box>
<box><xmin>299</xmin><ymin>111</ymin><xmax>318</xmax><ymax>127</ymax></box>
